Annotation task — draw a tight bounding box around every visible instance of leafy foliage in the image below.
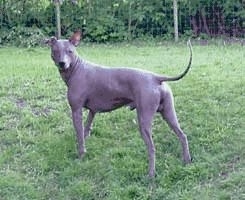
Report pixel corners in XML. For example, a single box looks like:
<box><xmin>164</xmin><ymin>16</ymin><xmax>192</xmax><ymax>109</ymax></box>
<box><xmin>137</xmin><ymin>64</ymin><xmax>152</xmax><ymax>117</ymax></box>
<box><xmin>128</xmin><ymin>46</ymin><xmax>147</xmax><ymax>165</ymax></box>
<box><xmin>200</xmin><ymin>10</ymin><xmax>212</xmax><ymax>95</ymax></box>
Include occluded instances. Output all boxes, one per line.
<box><xmin>0</xmin><ymin>26</ymin><xmax>45</xmax><ymax>47</ymax></box>
<box><xmin>0</xmin><ymin>0</ymin><xmax>244</xmax><ymax>45</ymax></box>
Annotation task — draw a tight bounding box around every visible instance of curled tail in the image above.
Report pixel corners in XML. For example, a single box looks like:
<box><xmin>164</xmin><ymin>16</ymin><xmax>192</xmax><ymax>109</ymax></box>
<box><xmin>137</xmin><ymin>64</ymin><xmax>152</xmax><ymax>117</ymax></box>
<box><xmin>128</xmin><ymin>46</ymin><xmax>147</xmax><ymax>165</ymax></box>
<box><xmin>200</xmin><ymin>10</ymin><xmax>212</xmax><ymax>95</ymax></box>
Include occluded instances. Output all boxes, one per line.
<box><xmin>159</xmin><ymin>40</ymin><xmax>192</xmax><ymax>82</ymax></box>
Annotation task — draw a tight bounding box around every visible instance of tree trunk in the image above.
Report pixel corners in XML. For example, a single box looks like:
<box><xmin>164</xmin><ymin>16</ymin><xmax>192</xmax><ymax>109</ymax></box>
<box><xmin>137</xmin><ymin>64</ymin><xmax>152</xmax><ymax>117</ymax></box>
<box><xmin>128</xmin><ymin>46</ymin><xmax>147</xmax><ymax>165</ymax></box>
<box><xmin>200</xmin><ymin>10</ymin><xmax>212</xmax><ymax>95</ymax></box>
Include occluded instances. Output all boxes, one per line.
<box><xmin>216</xmin><ymin>10</ymin><xmax>225</xmax><ymax>35</ymax></box>
<box><xmin>173</xmin><ymin>0</ymin><xmax>178</xmax><ymax>42</ymax></box>
<box><xmin>190</xmin><ymin>16</ymin><xmax>198</xmax><ymax>36</ymax></box>
<box><xmin>0</xmin><ymin>0</ymin><xmax>5</xmax><ymax>27</ymax></box>
<box><xmin>232</xmin><ymin>20</ymin><xmax>238</xmax><ymax>37</ymax></box>
<box><xmin>200</xmin><ymin>8</ymin><xmax>211</xmax><ymax>36</ymax></box>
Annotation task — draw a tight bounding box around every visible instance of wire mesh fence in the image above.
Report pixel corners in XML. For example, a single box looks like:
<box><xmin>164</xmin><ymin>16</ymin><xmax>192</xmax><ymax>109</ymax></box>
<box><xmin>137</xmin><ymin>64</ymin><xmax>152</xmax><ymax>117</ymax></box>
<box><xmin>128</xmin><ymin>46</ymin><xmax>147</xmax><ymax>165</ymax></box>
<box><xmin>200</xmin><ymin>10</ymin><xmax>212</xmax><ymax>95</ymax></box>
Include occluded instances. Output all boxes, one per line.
<box><xmin>0</xmin><ymin>0</ymin><xmax>244</xmax><ymax>45</ymax></box>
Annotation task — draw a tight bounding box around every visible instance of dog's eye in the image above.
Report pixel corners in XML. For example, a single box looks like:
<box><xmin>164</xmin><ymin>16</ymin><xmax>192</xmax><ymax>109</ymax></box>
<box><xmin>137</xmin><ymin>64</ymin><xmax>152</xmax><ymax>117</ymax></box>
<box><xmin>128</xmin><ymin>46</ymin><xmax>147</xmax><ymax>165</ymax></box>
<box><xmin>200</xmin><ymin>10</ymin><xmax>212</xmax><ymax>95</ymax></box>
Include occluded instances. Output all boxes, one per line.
<box><xmin>68</xmin><ymin>49</ymin><xmax>73</xmax><ymax>54</ymax></box>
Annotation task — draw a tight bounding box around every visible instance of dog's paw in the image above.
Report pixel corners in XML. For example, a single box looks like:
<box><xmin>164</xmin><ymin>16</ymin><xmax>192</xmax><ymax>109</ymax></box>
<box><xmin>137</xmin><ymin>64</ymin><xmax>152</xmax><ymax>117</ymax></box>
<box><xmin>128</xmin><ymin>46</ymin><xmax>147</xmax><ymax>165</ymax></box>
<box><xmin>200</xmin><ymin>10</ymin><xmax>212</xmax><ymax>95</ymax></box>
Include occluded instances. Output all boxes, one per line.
<box><xmin>78</xmin><ymin>148</ymin><xmax>87</xmax><ymax>159</ymax></box>
<box><xmin>183</xmin><ymin>157</ymin><xmax>192</xmax><ymax>165</ymax></box>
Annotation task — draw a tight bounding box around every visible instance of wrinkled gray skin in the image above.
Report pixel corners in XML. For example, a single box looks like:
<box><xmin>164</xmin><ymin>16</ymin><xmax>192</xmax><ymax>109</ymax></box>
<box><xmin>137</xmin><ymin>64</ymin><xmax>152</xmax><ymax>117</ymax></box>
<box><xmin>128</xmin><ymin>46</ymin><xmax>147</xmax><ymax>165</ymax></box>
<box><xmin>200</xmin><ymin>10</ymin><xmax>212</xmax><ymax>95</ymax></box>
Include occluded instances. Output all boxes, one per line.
<box><xmin>46</xmin><ymin>31</ymin><xmax>192</xmax><ymax>177</ymax></box>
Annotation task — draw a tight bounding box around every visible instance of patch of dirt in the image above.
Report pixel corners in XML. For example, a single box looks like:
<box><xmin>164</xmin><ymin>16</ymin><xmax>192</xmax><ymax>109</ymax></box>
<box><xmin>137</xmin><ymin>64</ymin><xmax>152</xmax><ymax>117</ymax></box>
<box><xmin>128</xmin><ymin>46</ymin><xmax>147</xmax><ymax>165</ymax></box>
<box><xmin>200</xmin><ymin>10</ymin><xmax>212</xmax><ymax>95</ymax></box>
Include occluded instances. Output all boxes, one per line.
<box><xmin>15</xmin><ymin>98</ymin><xmax>27</xmax><ymax>109</ymax></box>
<box><xmin>31</xmin><ymin>107</ymin><xmax>52</xmax><ymax>117</ymax></box>
<box><xmin>14</xmin><ymin>97</ymin><xmax>53</xmax><ymax>117</ymax></box>
<box><xmin>219</xmin><ymin>156</ymin><xmax>241</xmax><ymax>178</ymax></box>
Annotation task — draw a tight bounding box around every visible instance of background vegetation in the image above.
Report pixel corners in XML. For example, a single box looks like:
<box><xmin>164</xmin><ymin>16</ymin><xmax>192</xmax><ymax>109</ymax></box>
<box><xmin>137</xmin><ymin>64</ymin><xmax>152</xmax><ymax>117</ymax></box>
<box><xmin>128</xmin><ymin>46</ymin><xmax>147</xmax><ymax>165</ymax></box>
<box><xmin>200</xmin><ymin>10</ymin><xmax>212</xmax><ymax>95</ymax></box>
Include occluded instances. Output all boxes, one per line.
<box><xmin>0</xmin><ymin>43</ymin><xmax>244</xmax><ymax>199</ymax></box>
<box><xmin>0</xmin><ymin>0</ymin><xmax>244</xmax><ymax>45</ymax></box>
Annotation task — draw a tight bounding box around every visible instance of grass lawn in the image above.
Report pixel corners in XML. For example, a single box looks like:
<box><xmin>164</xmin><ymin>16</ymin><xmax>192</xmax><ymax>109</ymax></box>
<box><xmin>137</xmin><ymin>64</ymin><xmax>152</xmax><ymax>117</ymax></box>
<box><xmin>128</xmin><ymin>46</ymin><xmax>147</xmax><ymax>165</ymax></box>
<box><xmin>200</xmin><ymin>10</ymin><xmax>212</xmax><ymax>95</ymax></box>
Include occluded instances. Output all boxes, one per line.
<box><xmin>0</xmin><ymin>42</ymin><xmax>244</xmax><ymax>199</ymax></box>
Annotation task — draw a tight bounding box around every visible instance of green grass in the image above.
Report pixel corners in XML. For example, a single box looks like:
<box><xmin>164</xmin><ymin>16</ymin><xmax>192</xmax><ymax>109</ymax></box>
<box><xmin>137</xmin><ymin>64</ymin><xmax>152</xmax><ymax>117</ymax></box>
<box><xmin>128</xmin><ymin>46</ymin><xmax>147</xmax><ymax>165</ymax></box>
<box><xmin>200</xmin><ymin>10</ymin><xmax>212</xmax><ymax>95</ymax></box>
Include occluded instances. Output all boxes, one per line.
<box><xmin>0</xmin><ymin>43</ymin><xmax>244</xmax><ymax>200</ymax></box>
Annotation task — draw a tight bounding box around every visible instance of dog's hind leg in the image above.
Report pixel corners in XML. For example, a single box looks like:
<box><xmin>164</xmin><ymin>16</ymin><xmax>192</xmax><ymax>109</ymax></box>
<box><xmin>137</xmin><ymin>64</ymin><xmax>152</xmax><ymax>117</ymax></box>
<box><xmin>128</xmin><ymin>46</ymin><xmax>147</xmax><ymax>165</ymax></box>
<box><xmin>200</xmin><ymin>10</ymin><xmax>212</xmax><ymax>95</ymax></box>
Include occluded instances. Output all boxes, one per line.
<box><xmin>159</xmin><ymin>86</ymin><xmax>191</xmax><ymax>164</ymax></box>
<box><xmin>137</xmin><ymin>111</ymin><xmax>156</xmax><ymax>177</ymax></box>
<box><xmin>136</xmin><ymin>95</ymin><xmax>160</xmax><ymax>177</ymax></box>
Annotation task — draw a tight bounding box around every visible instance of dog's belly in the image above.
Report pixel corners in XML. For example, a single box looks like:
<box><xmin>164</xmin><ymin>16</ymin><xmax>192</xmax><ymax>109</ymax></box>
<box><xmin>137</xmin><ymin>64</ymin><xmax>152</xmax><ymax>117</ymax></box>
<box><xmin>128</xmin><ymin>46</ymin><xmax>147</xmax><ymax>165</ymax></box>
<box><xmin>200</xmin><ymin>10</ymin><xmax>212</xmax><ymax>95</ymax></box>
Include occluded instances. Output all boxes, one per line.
<box><xmin>85</xmin><ymin>96</ymin><xmax>133</xmax><ymax>112</ymax></box>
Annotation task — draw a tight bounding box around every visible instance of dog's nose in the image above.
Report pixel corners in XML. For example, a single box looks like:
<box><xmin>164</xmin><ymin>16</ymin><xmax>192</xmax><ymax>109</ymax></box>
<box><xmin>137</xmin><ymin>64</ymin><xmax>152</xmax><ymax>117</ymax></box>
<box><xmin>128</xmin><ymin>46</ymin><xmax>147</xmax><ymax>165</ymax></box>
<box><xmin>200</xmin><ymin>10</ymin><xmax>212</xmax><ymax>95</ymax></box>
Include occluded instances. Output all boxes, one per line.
<box><xmin>59</xmin><ymin>62</ymin><xmax>66</xmax><ymax>68</ymax></box>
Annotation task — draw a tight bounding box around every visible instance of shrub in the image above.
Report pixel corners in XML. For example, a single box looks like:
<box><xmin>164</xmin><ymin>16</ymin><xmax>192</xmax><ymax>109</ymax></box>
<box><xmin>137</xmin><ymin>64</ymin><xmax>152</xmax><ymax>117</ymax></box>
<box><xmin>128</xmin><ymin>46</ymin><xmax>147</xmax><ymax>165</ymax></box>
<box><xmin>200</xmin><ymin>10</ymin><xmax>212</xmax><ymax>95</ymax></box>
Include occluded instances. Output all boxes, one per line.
<box><xmin>0</xmin><ymin>27</ymin><xmax>46</xmax><ymax>47</ymax></box>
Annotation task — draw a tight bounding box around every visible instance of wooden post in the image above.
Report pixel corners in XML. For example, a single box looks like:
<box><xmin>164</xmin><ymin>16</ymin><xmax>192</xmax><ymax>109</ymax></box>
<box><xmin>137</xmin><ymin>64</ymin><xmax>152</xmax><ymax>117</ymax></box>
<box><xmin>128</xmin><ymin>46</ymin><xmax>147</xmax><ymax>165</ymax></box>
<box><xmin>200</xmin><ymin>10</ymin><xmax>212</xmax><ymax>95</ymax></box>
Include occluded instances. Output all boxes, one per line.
<box><xmin>127</xmin><ymin>1</ymin><xmax>133</xmax><ymax>41</ymax></box>
<box><xmin>173</xmin><ymin>0</ymin><xmax>178</xmax><ymax>42</ymax></box>
<box><xmin>54</xmin><ymin>0</ymin><xmax>62</xmax><ymax>39</ymax></box>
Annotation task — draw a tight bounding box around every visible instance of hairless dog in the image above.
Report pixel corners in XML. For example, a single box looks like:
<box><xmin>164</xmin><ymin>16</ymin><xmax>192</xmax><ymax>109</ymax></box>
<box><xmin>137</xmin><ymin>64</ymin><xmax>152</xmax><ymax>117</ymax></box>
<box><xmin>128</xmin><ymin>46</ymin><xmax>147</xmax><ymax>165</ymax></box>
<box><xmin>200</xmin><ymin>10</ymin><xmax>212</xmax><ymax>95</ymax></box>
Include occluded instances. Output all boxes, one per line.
<box><xmin>46</xmin><ymin>31</ymin><xmax>192</xmax><ymax>177</ymax></box>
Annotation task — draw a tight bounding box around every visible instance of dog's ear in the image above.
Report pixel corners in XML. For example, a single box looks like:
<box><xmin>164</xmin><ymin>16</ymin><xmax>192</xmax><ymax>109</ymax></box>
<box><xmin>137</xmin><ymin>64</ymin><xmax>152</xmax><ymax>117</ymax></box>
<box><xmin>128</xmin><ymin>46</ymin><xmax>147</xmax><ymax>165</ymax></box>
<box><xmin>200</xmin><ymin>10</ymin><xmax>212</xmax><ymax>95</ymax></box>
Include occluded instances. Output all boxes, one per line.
<box><xmin>69</xmin><ymin>30</ymin><xmax>81</xmax><ymax>46</ymax></box>
<box><xmin>44</xmin><ymin>36</ymin><xmax>57</xmax><ymax>46</ymax></box>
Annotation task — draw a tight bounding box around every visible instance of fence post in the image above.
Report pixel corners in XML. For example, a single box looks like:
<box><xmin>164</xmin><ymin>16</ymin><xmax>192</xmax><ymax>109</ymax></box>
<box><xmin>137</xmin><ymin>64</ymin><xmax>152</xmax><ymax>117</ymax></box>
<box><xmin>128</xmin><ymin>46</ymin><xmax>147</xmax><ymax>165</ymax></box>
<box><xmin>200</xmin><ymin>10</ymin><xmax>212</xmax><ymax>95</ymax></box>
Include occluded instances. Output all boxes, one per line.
<box><xmin>53</xmin><ymin>0</ymin><xmax>62</xmax><ymax>39</ymax></box>
<box><xmin>173</xmin><ymin>0</ymin><xmax>178</xmax><ymax>42</ymax></box>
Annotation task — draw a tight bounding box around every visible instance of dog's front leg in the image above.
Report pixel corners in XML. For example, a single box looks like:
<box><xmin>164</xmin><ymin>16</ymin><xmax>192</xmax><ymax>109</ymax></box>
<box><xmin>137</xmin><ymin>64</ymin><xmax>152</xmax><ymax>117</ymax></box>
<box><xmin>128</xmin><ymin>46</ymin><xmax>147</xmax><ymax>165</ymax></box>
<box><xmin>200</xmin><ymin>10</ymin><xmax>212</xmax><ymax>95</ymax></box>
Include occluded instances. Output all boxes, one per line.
<box><xmin>84</xmin><ymin>110</ymin><xmax>95</xmax><ymax>138</ymax></box>
<box><xmin>71</xmin><ymin>108</ymin><xmax>86</xmax><ymax>157</ymax></box>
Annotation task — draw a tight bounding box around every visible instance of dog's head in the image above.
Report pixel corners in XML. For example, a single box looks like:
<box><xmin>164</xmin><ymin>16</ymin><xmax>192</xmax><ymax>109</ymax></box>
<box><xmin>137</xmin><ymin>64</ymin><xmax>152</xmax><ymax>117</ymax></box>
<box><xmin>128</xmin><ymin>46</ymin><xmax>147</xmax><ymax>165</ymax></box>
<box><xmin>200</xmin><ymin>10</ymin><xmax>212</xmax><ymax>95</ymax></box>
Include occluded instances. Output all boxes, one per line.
<box><xmin>45</xmin><ymin>31</ymin><xmax>81</xmax><ymax>71</ymax></box>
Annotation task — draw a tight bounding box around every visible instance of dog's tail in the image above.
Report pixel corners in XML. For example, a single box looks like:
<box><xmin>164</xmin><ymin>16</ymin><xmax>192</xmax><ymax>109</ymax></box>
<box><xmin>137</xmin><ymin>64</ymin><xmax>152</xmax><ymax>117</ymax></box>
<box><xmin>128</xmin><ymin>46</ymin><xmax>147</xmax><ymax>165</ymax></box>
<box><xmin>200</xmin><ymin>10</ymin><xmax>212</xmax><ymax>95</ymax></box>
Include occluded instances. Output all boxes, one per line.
<box><xmin>159</xmin><ymin>40</ymin><xmax>192</xmax><ymax>82</ymax></box>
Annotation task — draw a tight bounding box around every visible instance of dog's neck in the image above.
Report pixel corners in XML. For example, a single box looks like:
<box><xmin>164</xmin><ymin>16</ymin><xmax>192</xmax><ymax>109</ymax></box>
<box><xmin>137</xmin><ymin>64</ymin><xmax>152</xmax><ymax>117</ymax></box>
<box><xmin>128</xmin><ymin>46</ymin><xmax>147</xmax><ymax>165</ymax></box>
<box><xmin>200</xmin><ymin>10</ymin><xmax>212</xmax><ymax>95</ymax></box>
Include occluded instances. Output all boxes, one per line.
<box><xmin>59</xmin><ymin>55</ymin><xmax>84</xmax><ymax>86</ymax></box>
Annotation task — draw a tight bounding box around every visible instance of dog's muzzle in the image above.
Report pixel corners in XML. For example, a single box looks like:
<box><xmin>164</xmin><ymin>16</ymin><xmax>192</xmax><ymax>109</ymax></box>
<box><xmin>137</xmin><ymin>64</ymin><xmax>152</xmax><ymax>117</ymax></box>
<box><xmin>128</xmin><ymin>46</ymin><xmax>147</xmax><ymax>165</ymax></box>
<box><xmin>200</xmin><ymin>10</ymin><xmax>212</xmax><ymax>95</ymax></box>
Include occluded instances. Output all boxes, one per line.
<box><xmin>57</xmin><ymin>62</ymin><xmax>70</xmax><ymax>72</ymax></box>
<box><xmin>58</xmin><ymin>62</ymin><xmax>66</xmax><ymax>68</ymax></box>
